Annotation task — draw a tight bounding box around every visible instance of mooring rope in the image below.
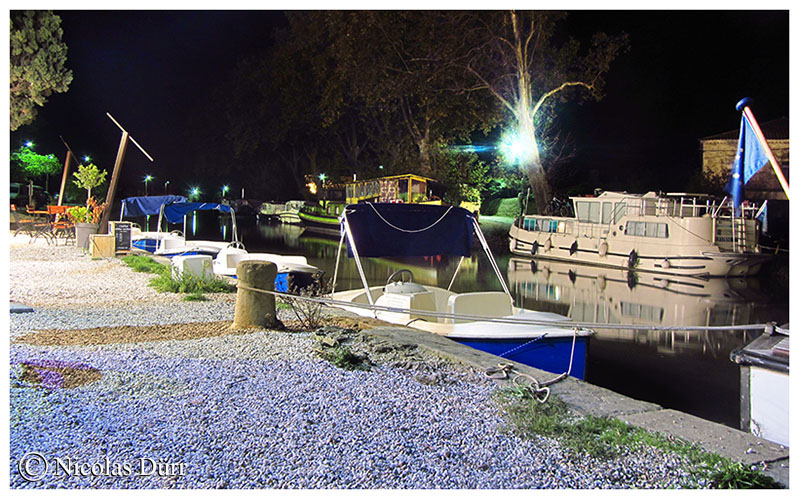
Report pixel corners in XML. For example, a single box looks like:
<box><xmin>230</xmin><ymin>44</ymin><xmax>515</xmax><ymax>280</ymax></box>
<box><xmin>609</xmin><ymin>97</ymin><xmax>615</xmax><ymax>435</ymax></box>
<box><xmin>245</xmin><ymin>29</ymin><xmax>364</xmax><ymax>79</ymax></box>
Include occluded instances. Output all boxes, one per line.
<box><xmin>236</xmin><ymin>283</ymin><xmax>777</xmax><ymax>334</ymax></box>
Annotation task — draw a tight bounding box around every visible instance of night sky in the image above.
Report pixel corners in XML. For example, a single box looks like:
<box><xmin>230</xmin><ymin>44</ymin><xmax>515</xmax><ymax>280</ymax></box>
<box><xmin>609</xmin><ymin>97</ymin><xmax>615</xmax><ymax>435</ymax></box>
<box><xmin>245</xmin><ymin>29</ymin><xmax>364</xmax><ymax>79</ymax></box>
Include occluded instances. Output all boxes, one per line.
<box><xmin>8</xmin><ymin>10</ymin><xmax>790</xmax><ymax>202</ymax></box>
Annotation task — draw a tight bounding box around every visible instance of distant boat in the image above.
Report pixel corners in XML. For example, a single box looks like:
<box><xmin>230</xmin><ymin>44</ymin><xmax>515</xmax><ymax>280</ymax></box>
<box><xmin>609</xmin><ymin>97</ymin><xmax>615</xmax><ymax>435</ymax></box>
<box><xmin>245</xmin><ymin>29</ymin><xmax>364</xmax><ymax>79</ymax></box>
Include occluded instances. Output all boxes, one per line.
<box><xmin>730</xmin><ymin>325</ymin><xmax>789</xmax><ymax>447</ymax></box>
<box><xmin>276</xmin><ymin>200</ymin><xmax>304</xmax><ymax>225</ymax></box>
<box><xmin>297</xmin><ymin>201</ymin><xmax>342</xmax><ymax>236</ymax></box>
<box><xmin>258</xmin><ymin>202</ymin><xmax>286</xmax><ymax>220</ymax></box>
<box><xmin>509</xmin><ymin>191</ymin><xmax>772</xmax><ymax>278</ymax></box>
<box><xmin>329</xmin><ymin>203</ymin><xmax>593</xmax><ymax>379</ymax></box>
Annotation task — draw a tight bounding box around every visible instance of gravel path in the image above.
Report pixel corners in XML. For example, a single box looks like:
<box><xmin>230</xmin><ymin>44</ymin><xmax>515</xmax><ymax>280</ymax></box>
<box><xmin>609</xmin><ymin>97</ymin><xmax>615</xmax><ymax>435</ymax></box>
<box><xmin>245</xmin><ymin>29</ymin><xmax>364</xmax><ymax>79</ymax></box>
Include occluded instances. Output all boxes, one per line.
<box><xmin>8</xmin><ymin>237</ymin><xmax>702</xmax><ymax>488</ymax></box>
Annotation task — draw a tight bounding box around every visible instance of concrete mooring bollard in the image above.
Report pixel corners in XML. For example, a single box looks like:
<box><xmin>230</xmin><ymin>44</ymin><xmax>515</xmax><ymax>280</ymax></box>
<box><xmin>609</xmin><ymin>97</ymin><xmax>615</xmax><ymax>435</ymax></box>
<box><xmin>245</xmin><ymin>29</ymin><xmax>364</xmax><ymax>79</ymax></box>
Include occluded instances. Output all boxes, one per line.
<box><xmin>232</xmin><ymin>261</ymin><xmax>279</xmax><ymax>329</ymax></box>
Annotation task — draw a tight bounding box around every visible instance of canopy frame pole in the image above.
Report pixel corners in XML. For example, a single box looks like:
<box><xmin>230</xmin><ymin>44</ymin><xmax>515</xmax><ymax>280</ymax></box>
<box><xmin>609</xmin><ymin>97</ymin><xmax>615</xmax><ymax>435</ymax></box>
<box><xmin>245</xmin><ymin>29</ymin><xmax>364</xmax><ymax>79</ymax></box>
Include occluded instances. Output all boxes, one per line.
<box><xmin>473</xmin><ymin>218</ymin><xmax>513</xmax><ymax>303</ymax></box>
<box><xmin>156</xmin><ymin>204</ymin><xmax>166</xmax><ymax>253</ymax></box>
<box><xmin>231</xmin><ymin>208</ymin><xmax>239</xmax><ymax>243</ymax></box>
<box><xmin>447</xmin><ymin>256</ymin><xmax>465</xmax><ymax>291</ymax></box>
<box><xmin>342</xmin><ymin>210</ymin><xmax>374</xmax><ymax>305</ymax></box>
<box><xmin>331</xmin><ymin>222</ymin><xmax>347</xmax><ymax>295</ymax></box>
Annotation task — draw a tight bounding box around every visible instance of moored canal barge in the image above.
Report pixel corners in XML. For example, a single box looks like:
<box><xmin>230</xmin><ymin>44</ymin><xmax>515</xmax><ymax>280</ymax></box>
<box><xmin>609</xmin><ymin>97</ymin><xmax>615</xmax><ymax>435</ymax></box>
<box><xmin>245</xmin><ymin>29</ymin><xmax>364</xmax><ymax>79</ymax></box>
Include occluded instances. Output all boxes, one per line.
<box><xmin>509</xmin><ymin>191</ymin><xmax>771</xmax><ymax>277</ymax></box>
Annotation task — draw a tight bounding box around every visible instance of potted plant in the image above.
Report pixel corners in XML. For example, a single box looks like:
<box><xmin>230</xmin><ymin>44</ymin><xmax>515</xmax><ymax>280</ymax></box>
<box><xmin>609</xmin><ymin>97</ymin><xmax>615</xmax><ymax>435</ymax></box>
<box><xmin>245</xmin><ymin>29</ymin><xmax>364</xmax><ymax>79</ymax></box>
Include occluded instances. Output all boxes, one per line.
<box><xmin>69</xmin><ymin>163</ymin><xmax>108</xmax><ymax>250</ymax></box>
<box><xmin>67</xmin><ymin>196</ymin><xmax>107</xmax><ymax>250</ymax></box>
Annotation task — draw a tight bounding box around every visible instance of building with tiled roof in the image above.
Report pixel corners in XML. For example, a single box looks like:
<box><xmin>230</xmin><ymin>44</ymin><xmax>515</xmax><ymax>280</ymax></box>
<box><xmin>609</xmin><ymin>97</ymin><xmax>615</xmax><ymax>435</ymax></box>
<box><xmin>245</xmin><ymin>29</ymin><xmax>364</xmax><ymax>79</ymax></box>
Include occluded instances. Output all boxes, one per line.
<box><xmin>699</xmin><ymin>117</ymin><xmax>789</xmax><ymax>200</ymax></box>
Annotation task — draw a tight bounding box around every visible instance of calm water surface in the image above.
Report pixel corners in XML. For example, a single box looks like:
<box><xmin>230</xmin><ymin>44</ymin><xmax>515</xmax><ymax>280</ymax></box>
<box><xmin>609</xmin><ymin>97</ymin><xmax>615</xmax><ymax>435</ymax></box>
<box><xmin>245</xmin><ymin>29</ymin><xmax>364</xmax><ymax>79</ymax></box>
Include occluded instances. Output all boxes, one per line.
<box><xmin>187</xmin><ymin>214</ymin><xmax>789</xmax><ymax>430</ymax></box>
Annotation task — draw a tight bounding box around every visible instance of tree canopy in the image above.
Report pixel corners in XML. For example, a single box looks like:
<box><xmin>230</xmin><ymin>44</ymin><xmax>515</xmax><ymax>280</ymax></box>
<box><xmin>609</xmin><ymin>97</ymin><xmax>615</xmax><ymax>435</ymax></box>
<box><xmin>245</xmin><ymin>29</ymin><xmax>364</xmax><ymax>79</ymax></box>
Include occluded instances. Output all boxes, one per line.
<box><xmin>222</xmin><ymin>11</ymin><xmax>627</xmax><ymax>207</ymax></box>
<box><xmin>10</xmin><ymin>144</ymin><xmax>61</xmax><ymax>180</ymax></box>
<box><xmin>10</xmin><ymin>11</ymin><xmax>73</xmax><ymax>131</ymax></box>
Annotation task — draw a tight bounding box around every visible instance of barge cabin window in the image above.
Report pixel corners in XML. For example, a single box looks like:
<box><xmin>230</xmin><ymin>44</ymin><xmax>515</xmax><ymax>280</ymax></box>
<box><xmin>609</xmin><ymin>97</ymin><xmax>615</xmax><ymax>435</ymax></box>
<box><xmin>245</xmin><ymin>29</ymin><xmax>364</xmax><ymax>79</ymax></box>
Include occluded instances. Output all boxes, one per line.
<box><xmin>576</xmin><ymin>200</ymin><xmax>614</xmax><ymax>224</ymax></box>
<box><xmin>624</xmin><ymin>221</ymin><xmax>669</xmax><ymax>238</ymax></box>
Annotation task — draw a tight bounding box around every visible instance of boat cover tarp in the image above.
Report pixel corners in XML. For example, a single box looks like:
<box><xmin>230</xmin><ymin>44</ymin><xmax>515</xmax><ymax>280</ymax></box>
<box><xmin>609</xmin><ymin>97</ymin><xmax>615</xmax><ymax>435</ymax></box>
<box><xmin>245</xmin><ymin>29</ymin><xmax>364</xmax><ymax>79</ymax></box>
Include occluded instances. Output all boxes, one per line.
<box><xmin>344</xmin><ymin>203</ymin><xmax>474</xmax><ymax>257</ymax></box>
<box><xmin>163</xmin><ymin>202</ymin><xmax>234</xmax><ymax>224</ymax></box>
<box><xmin>122</xmin><ymin>195</ymin><xmax>187</xmax><ymax>217</ymax></box>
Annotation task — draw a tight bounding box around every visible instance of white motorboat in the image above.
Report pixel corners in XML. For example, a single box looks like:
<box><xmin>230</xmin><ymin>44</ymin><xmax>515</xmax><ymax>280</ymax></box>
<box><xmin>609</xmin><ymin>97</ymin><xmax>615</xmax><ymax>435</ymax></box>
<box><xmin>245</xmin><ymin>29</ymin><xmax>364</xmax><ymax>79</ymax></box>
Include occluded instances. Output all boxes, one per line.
<box><xmin>731</xmin><ymin>325</ymin><xmax>789</xmax><ymax>447</ymax></box>
<box><xmin>213</xmin><ymin>245</ymin><xmax>323</xmax><ymax>293</ymax></box>
<box><xmin>277</xmin><ymin>200</ymin><xmax>304</xmax><ymax>224</ymax></box>
<box><xmin>329</xmin><ymin>202</ymin><xmax>593</xmax><ymax>379</ymax></box>
<box><xmin>508</xmin><ymin>191</ymin><xmax>771</xmax><ymax>277</ymax></box>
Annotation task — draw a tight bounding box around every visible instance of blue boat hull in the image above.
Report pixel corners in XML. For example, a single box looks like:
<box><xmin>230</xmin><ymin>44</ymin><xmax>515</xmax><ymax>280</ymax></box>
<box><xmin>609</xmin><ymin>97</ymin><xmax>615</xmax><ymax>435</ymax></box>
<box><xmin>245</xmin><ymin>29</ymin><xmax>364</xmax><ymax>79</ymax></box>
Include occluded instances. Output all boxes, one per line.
<box><xmin>454</xmin><ymin>336</ymin><xmax>589</xmax><ymax>380</ymax></box>
<box><xmin>132</xmin><ymin>238</ymin><xmax>158</xmax><ymax>253</ymax></box>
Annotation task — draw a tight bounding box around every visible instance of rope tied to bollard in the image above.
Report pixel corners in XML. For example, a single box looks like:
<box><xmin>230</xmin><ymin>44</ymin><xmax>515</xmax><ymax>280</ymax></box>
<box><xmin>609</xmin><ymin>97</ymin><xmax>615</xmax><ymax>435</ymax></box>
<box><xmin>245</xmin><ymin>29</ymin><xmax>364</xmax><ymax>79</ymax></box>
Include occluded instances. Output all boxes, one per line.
<box><xmin>485</xmin><ymin>363</ymin><xmax>554</xmax><ymax>403</ymax></box>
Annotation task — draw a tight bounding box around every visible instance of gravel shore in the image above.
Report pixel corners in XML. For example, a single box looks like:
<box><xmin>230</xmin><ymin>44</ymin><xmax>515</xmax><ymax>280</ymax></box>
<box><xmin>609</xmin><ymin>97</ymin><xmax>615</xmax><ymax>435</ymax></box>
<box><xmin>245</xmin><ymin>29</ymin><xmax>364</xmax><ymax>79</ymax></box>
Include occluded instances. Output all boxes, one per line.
<box><xmin>9</xmin><ymin>237</ymin><xmax>703</xmax><ymax>489</ymax></box>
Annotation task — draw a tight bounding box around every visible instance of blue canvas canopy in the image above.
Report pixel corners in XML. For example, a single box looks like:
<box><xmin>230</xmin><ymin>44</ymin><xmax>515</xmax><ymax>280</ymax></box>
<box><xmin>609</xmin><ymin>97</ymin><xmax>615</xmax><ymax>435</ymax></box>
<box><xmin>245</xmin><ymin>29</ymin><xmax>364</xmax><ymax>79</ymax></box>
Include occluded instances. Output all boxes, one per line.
<box><xmin>162</xmin><ymin>202</ymin><xmax>234</xmax><ymax>224</ymax></box>
<box><xmin>121</xmin><ymin>195</ymin><xmax>187</xmax><ymax>217</ymax></box>
<box><xmin>343</xmin><ymin>203</ymin><xmax>474</xmax><ymax>257</ymax></box>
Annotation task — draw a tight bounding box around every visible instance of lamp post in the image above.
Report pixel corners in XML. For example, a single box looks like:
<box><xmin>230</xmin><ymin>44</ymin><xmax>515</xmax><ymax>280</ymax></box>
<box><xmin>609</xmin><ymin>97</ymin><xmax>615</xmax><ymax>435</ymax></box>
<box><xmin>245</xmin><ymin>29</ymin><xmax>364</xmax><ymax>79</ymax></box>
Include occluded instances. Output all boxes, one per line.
<box><xmin>222</xmin><ymin>185</ymin><xmax>229</xmax><ymax>200</ymax></box>
<box><xmin>144</xmin><ymin>174</ymin><xmax>153</xmax><ymax>196</ymax></box>
<box><xmin>164</xmin><ymin>180</ymin><xmax>170</xmax><ymax>194</ymax></box>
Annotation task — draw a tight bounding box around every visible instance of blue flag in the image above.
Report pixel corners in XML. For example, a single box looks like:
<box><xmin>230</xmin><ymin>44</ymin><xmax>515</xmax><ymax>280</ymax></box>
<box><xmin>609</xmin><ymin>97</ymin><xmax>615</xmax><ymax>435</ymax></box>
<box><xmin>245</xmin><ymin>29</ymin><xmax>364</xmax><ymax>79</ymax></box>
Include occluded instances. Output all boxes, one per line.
<box><xmin>726</xmin><ymin>115</ymin><xmax>771</xmax><ymax>215</ymax></box>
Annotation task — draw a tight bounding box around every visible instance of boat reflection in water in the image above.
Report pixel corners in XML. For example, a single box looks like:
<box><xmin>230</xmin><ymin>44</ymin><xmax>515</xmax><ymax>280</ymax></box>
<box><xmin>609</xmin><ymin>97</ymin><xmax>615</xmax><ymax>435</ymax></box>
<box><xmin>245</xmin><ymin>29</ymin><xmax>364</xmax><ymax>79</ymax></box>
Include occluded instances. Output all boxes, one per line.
<box><xmin>507</xmin><ymin>257</ymin><xmax>773</xmax><ymax>428</ymax></box>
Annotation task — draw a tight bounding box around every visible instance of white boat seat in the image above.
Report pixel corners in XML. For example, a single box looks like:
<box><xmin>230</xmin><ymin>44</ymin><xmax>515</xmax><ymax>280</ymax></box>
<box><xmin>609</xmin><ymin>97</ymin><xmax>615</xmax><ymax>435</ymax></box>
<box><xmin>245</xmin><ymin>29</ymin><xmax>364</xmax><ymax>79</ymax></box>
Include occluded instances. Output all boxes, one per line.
<box><xmin>447</xmin><ymin>292</ymin><xmax>513</xmax><ymax>324</ymax></box>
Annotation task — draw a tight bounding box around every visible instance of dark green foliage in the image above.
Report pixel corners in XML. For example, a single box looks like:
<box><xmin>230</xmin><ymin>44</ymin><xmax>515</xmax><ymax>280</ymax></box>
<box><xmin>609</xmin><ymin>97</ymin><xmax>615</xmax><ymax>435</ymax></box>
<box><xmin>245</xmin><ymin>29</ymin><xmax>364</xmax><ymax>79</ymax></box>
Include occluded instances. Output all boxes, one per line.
<box><xmin>10</xmin><ymin>11</ymin><xmax>73</xmax><ymax>130</ymax></box>
<box><xmin>316</xmin><ymin>345</ymin><xmax>370</xmax><ymax>371</ymax></box>
<box><xmin>121</xmin><ymin>254</ymin><xmax>235</xmax><ymax>295</ymax></box>
<box><xmin>10</xmin><ymin>145</ymin><xmax>61</xmax><ymax>180</ymax></box>
<box><xmin>148</xmin><ymin>272</ymin><xmax>235</xmax><ymax>295</ymax></box>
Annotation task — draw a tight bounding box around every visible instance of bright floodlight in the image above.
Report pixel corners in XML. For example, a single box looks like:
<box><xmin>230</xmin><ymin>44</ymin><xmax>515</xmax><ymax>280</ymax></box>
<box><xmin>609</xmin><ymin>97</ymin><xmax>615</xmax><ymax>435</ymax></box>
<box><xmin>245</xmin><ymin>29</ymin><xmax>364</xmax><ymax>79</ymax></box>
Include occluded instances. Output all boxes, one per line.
<box><xmin>25</xmin><ymin>141</ymin><xmax>34</xmax><ymax>148</ymax></box>
<box><xmin>499</xmin><ymin>130</ymin><xmax>536</xmax><ymax>165</ymax></box>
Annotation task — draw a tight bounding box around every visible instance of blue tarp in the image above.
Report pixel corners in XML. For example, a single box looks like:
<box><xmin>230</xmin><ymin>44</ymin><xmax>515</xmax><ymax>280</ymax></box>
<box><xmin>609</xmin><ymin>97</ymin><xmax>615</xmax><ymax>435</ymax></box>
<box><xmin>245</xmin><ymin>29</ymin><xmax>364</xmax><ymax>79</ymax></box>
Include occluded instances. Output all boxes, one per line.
<box><xmin>163</xmin><ymin>202</ymin><xmax>234</xmax><ymax>224</ymax></box>
<box><xmin>344</xmin><ymin>203</ymin><xmax>474</xmax><ymax>257</ymax></box>
<box><xmin>122</xmin><ymin>195</ymin><xmax>187</xmax><ymax>217</ymax></box>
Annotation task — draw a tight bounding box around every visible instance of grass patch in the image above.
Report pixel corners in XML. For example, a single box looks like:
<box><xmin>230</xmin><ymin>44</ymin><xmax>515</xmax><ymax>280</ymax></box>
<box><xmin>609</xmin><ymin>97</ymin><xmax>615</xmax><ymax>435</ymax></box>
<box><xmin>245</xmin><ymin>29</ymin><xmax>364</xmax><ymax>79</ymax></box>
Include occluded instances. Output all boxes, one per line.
<box><xmin>311</xmin><ymin>329</ymin><xmax>371</xmax><ymax>371</ymax></box>
<box><xmin>121</xmin><ymin>254</ymin><xmax>169</xmax><ymax>275</ymax></box>
<box><xmin>317</xmin><ymin>344</ymin><xmax>370</xmax><ymax>371</ymax></box>
<box><xmin>493</xmin><ymin>383</ymin><xmax>782</xmax><ymax>488</ymax></box>
<box><xmin>122</xmin><ymin>254</ymin><xmax>235</xmax><ymax>295</ymax></box>
<box><xmin>149</xmin><ymin>272</ymin><xmax>236</xmax><ymax>294</ymax></box>
<box><xmin>480</xmin><ymin>197</ymin><xmax>521</xmax><ymax>217</ymax></box>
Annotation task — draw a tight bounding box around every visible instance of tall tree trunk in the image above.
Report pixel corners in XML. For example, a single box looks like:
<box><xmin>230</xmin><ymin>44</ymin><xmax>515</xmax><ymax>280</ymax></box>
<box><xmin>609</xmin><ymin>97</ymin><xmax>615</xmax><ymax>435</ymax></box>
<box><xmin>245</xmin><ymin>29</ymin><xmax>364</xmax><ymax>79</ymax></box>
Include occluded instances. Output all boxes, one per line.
<box><xmin>417</xmin><ymin>137</ymin><xmax>433</xmax><ymax>177</ymax></box>
<box><xmin>525</xmin><ymin>159</ymin><xmax>552</xmax><ymax>214</ymax></box>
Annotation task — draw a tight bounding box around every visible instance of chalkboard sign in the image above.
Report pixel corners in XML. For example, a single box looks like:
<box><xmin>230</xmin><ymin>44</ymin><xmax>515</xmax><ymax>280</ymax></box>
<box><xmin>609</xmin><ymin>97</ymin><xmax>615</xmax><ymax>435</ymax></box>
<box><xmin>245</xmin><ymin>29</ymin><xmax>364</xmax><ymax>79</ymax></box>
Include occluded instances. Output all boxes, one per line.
<box><xmin>113</xmin><ymin>222</ymin><xmax>131</xmax><ymax>252</ymax></box>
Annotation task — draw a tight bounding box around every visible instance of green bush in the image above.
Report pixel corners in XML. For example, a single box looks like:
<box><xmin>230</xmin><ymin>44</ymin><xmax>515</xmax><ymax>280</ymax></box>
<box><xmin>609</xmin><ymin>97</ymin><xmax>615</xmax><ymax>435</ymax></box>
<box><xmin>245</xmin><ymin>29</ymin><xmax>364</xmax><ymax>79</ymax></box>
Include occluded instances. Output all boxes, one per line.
<box><xmin>149</xmin><ymin>271</ymin><xmax>235</xmax><ymax>294</ymax></box>
<box><xmin>122</xmin><ymin>254</ymin><xmax>235</xmax><ymax>295</ymax></box>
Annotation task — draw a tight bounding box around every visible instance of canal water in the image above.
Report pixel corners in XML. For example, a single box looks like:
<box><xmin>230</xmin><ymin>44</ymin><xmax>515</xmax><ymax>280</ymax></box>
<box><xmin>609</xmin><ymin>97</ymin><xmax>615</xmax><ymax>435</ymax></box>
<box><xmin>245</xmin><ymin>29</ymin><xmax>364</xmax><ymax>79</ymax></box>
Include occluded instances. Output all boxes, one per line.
<box><xmin>186</xmin><ymin>213</ymin><xmax>789</xmax><ymax>430</ymax></box>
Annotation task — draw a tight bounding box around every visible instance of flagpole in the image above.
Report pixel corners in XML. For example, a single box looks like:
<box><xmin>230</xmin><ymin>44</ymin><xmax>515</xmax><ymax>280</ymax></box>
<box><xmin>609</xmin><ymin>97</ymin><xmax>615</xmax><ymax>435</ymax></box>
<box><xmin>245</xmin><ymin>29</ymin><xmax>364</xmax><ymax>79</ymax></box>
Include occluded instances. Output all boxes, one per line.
<box><xmin>736</xmin><ymin>98</ymin><xmax>790</xmax><ymax>200</ymax></box>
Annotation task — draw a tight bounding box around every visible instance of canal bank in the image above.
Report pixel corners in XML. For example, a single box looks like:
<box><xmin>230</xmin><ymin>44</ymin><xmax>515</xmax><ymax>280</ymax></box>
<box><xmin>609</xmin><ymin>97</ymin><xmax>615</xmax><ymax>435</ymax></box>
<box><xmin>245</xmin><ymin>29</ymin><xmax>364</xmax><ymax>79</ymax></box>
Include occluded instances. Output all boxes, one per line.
<box><xmin>349</xmin><ymin>321</ymin><xmax>790</xmax><ymax>487</ymax></box>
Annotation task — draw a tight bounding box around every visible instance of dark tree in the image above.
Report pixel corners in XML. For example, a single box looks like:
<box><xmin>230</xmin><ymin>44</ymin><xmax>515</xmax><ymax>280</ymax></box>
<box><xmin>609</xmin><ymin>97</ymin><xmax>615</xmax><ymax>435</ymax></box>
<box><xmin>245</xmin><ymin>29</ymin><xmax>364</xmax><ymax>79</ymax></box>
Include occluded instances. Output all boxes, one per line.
<box><xmin>10</xmin><ymin>11</ymin><xmax>73</xmax><ymax>131</ymax></box>
<box><xmin>457</xmin><ymin>11</ymin><xmax>628</xmax><ymax>213</ymax></box>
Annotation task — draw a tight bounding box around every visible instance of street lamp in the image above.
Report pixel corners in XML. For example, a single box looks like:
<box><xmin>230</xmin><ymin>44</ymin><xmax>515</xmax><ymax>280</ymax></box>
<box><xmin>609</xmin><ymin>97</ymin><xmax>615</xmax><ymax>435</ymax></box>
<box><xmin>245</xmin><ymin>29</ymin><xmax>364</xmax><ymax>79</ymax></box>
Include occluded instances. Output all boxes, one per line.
<box><xmin>164</xmin><ymin>180</ymin><xmax>170</xmax><ymax>194</ymax></box>
<box><xmin>222</xmin><ymin>185</ymin><xmax>229</xmax><ymax>198</ymax></box>
<box><xmin>144</xmin><ymin>175</ymin><xmax>153</xmax><ymax>196</ymax></box>
<box><xmin>189</xmin><ymin>187</ymin><xmax>200</xmax><ymax>201</ymax></box>
<box><xmin>83</xmin><ymin>155</ymin><xmax>91</xmax><ymax>163</ymax></box>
